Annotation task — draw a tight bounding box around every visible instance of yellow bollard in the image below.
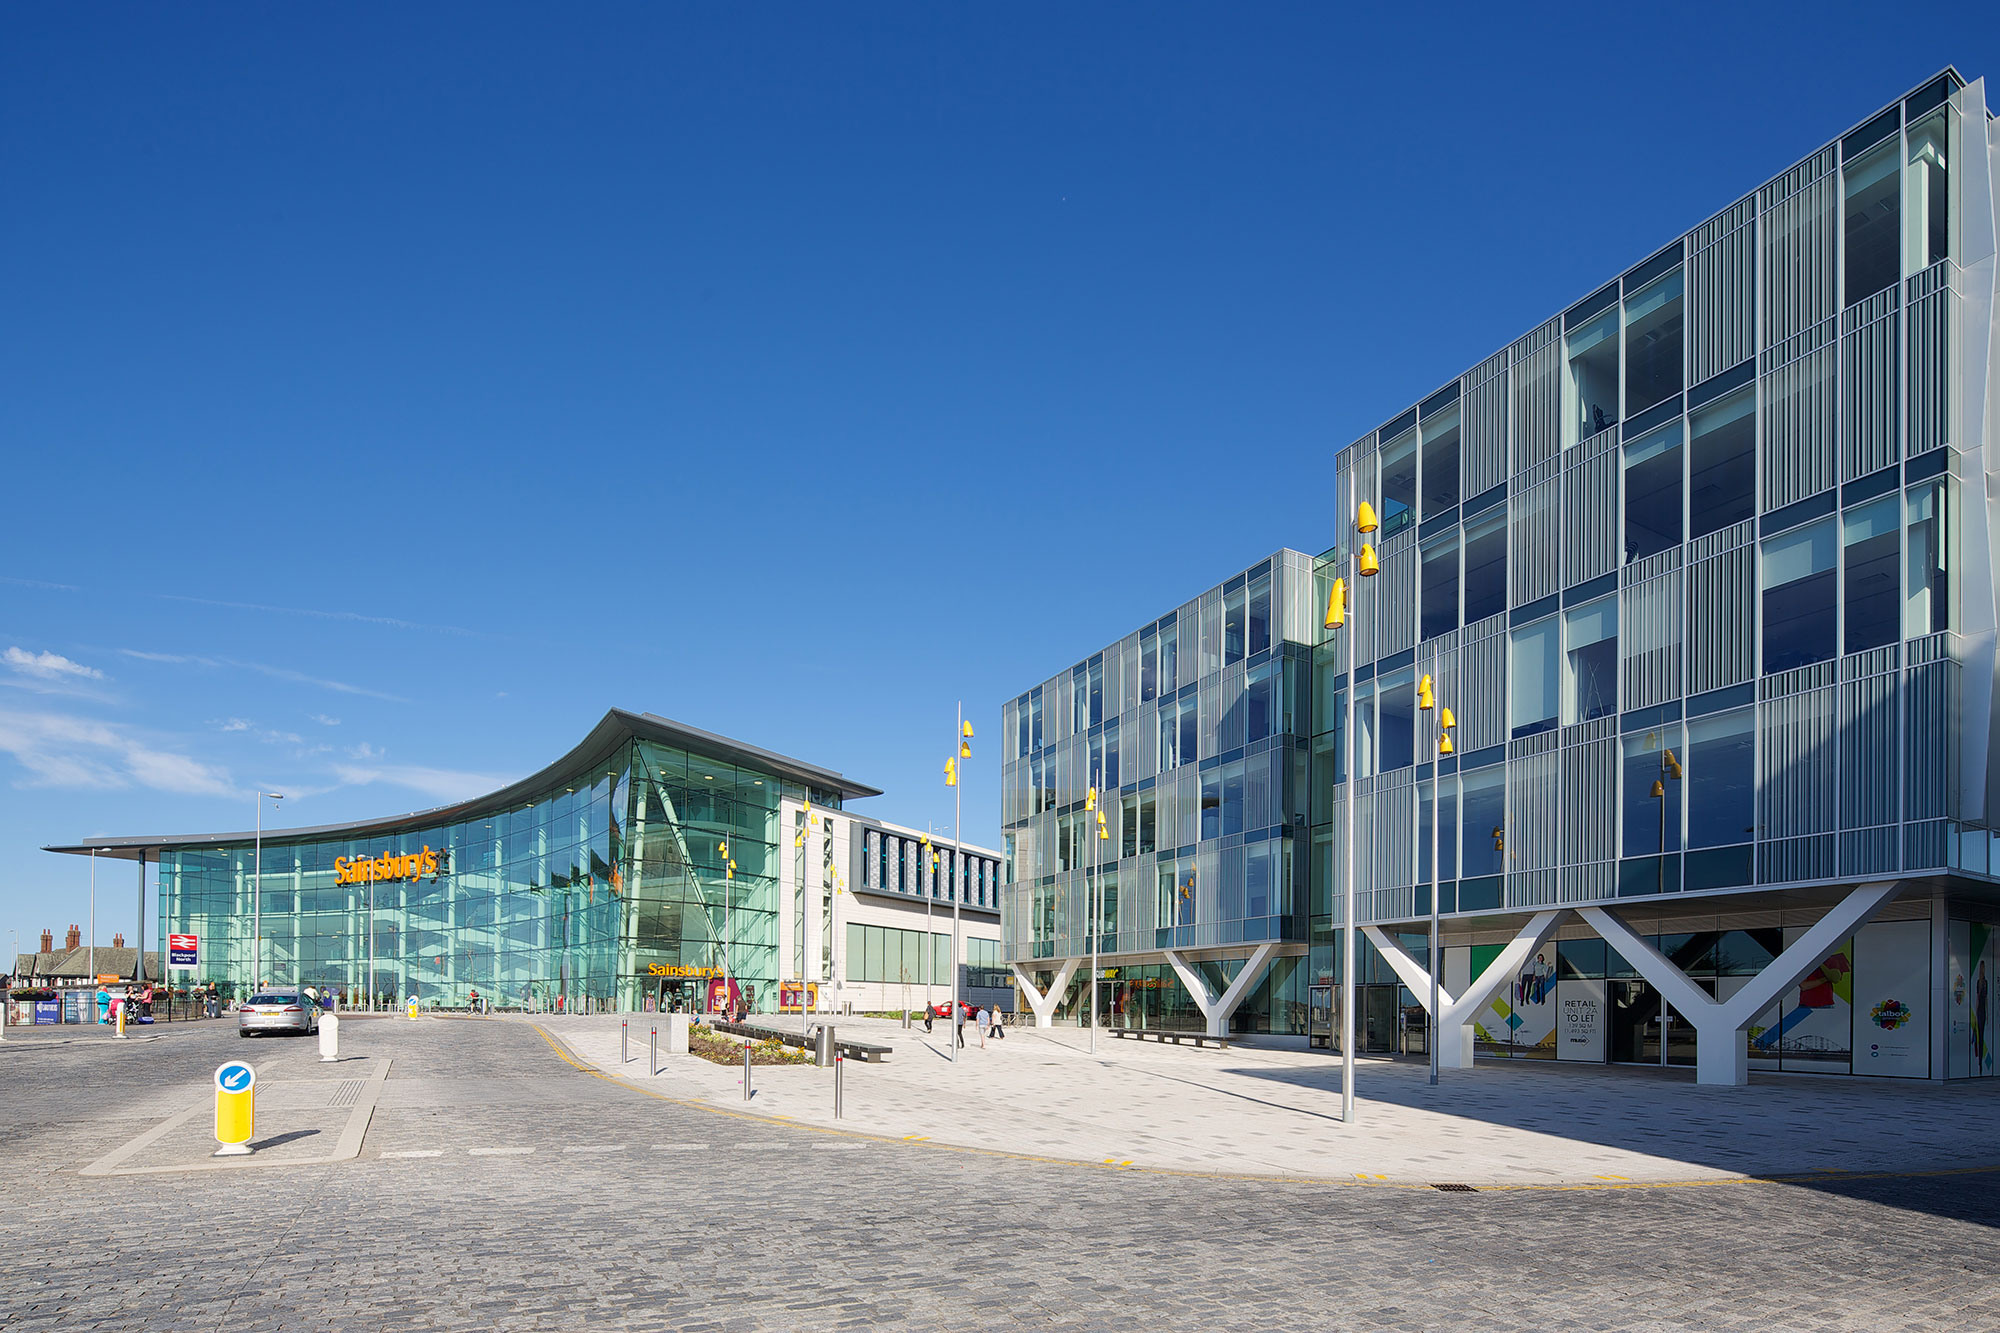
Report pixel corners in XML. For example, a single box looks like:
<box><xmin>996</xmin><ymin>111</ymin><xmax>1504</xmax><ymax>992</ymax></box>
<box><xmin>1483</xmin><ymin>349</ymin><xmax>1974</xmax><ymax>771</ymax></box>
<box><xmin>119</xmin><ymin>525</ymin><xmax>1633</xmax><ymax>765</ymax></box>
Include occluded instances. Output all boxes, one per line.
<box><xmin>406</xmin><ymin>996</ymin><xmax>418</xmax><ymax>1021</ymax></box>
<box><xmin>213</xmin><ymin>1061</ymin><xmax>256</xmax><ymax>1156</ymax></box>
<box><xmin>114</xmin><ymin>1000</ymin><xmax>128</xmax><ymax>1040</ymax></box>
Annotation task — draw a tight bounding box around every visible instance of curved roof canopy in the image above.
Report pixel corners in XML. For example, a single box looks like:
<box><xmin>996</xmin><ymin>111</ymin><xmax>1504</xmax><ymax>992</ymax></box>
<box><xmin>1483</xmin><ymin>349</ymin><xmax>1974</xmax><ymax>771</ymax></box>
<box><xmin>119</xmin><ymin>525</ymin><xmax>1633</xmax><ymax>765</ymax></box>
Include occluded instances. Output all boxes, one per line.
<box><xmin>44</xmin><ymin>708</ymin><xmax>881</xmax><ymax>863</ymax></box>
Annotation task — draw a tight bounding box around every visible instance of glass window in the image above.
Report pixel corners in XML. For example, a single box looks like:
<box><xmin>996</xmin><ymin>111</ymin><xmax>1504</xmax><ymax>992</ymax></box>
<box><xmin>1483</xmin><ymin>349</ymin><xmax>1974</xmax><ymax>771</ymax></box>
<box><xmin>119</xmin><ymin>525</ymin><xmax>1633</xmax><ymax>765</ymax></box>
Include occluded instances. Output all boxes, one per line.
<box><xmin>1905</xmin><ymin>481</ymin><xmax>1953</xmax><ymax>638</ymax></box>
<box><xmin>1139</xmin><ymin>629</ymin><xmax>1158</xmax><ymax>702</ymax></box>
<box><xmin>1246</xmin><ymin>660</ymin><xmax>1278</xmax><ymax>744</ymax></box>
<box><xmin>1417</xmin><ymin>776</ymin><xmax>1458</xmax><ymax>883</ymax></box>
<box><xmin>1563</xmin><ymin>597</ymin><xmax>1618</xmax><ymax>723</ymax></box>
<box><xmin>1565</xmin><ymin>306</ymin><xmax>1620</xmax><ymax>445</ymax></box>
<box><xmin>1179</xmin><ymin>696</ymin><xmax>1198</xmax><ymax>767</ymax></box>
<box><xmin>1510</xmin><ymin>618</ymin><xmax>1559</xmax><ymax>737</ymax></box>
<box><xmin>1376</xmin><ymin>670</ymin><xmax>1415</xmax><ymax>772</ymax></box>
<box><xmin>1224</xmin><ymin>585</ymin><xmax>1246</xmax><ymax>665</ymax></box>
<box><xmin>1247</xmin><ymin>570</ymin><xmax>1272</xmax><ymax>657</ymax></box>
<box><xmin>1842</xmin><ymin>495</ymin><xmax>1900</xmax><ymax>653</ymax></box>
<box><xmin>1460</xmin><ymin>766</ymin><xmax>1506</xmax><ymax>878</ymax></box>
<box><xmin>1844</xmin><ymin>138</ymin><xmax>1901</xmax><ymax>305</ymax></box>
<box><xmin>1624</xmin><ymin>269</ymin><xmax>1684</xmax><ymax>417</ymax></box>
<box><xmin>1621</xmin><ymin>724</ymin><xmax>1684</xmax><ymax>856</ymax></box>
<box><xmin>1906</xmin><ymin>110</ymin><xmax>1951</xmax><ymax>273</ymax></box>
<box><xmin>1462</xmin><ymin>510</ymin><xmax>1507</xmax><ymax>624</ymax></box>
<box><xmin>1353</xmin><ymin>679</ymin><xmax>1376</xmax><ymax>779</ymax></box>
<box><xmin>1378</xmin><ymin>429</ymin><xmax>1417</xmax><ymax>536</ymax></box>
<box><xmin>1761</xmin><ymin>518</ymin><xmax>1838</xmax><ymax>672</ymax></box>
<box><xmin>1420</xmin><ymin>533</ymin><xmax>1459</xmax><ymax>641</ymax></box>
<box><xmin>1686</xmin><ymin>708</ymin><xmax>1755</xmax><ymax>848</ymax></box>
<box><xmin>1421</xmin><ymin>406</ymin><xmax>1461</xmax><ymax>520</ymax></box>
<box><xmin>1623</xmin><ymin>419</ymin><xmax>1683</xmax><ymax>564</ymax></box>
<box><xmin>1689</xmin><ymin>385</ymin><xmax>1755</xmax><ymax>539</ymax></box>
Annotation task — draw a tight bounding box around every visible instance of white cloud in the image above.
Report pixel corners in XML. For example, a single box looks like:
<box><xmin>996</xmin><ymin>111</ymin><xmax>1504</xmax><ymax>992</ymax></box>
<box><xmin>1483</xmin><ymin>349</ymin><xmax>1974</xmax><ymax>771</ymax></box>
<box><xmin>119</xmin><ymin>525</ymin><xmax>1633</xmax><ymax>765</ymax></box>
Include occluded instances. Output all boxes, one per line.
<box><xmin>348</xmin><ymin>742</ymin><xmax>384</xmax><ymax>760</ymax></box>
<box><xmin>5</xmin><ymin>647</ymin><xmax>104</xmax><ymax>681</ymax></box>
<box><xmin>0</xmin><ymin>707</ymin><xmax>234</xmax><ymax>797</ymax></box>
<box><xmin>310</xmin><ymin>714</ymin><xmax>341</xmax><ymax>727</ymax></box>
<box><xmin>217</xmin><ymin>718</ymin><xmax>252</xmax><ymax>732</ymax></box>
<box><xmin>116</xmin><ymin>649</ymin><xmax>407</xmax><ymax>703</ymax></box>
<box><xmin>330</xmin><ymin>762</ymin><xmax>508</xmax><ymax>804</ymax></box>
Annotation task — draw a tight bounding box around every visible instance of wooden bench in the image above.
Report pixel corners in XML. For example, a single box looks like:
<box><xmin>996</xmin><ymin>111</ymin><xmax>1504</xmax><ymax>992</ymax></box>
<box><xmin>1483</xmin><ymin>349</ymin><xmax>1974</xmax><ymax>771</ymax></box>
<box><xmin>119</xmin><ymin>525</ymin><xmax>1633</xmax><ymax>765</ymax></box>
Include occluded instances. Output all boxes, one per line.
<box><xmin>1109</xmin><ymin>1026</ymin><xmax>1230</xmax><ymax>1050</ymax></box>
<box><xmin>710</xmin><ymin>1020</ymin><xmax>894</xmax><ymax>1063</ymax></box>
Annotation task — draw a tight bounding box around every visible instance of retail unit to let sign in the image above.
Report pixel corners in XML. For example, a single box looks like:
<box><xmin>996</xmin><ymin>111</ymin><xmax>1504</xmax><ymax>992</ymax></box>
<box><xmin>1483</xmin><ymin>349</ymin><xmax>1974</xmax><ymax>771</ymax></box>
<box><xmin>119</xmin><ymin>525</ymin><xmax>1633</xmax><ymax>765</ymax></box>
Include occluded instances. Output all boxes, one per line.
<box><xmin>213</xmin><ymin>1061</ymin><xmax>256</xmax><ymax>1156</ymax></box>
<box><xmin>168</xmin><ymin>934</ymin><xmax>199</xmax><ymax>969</ymax></box>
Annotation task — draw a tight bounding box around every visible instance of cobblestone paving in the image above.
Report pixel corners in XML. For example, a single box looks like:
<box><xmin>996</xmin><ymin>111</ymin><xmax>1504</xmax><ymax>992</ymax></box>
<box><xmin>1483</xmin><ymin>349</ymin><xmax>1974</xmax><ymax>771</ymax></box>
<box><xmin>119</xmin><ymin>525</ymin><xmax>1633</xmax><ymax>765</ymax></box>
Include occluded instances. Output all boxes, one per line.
<box><xmin>5</xmin><ymin>1018</ymin><xmax>1996</xmax><ymax>1331</ymax></box>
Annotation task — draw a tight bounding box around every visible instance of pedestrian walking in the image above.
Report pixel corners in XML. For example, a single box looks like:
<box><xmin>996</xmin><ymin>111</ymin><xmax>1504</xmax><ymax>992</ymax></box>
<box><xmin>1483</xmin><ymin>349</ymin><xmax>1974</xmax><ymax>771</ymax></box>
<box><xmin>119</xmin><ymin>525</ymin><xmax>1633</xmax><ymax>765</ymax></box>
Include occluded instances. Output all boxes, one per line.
<box><xmin>954</xmin><ymin>1004</ymin><xmax>966</xmax><ymax>1049</ymax></box>
<box><xmin>975</xmin><ymin>1006</ymin><xmax>989</xmax><ymax>1049</ymax></box>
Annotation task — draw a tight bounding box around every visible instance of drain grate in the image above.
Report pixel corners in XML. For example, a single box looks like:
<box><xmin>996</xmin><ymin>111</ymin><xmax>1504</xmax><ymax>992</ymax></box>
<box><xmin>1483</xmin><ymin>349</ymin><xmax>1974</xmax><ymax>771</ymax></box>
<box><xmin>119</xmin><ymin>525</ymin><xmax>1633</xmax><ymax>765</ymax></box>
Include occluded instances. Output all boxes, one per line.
<box><xmin>1431</xmin><ymin>1183</ymin><xmax>1478</xmax><ymax>1192</ymax></box>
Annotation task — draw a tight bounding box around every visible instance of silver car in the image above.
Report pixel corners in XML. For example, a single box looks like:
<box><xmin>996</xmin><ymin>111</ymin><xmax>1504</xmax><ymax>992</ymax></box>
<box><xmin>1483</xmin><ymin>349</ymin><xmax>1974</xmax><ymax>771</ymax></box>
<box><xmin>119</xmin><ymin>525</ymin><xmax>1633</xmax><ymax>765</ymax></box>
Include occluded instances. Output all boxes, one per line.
<box><xmin>238</xmin><ymin>990</ymin><xmax>320</xmax><ymax>1038</ymax></box>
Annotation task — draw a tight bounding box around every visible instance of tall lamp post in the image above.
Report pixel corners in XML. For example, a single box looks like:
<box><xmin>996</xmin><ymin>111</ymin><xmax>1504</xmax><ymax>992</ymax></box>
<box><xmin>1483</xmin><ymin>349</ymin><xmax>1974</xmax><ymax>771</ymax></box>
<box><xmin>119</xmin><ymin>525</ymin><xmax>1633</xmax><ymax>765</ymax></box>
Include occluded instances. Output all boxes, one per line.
<box><xmin>949</xmin><ymin>707</ymin><xmax>972</xmax><ymax>1064</ymax></box>
<box><xmin>1324</xmin><ymin>497</ymin><xmax>1381</xmax><ymax>1123</ymax></box>
<box><xmin>251</xmin><ymin>793</ymin><xmax>284</xmax><ymax>994</ymax></box>
<box><xmin>920</xmin><ymin>831</ymin><xmax>935</xmax><ymax>1022</ymax></box>
<box><xmin>88</xmin><ymin>847</ymin><xmax>100</xmax><ymax>993</ymax></box>
<box><xmin>1085</xmin><ymin>782</ymin><xmax>1106</xmax><ymax>1053</ymax></box>
<box><xmin>1418</xmin><ymin>673</ymin><xmax>1456</xmax><ymax>1087</ymax></box>
<box><xmin>715</xmin><ymin>841</ymin><xmax>736</xmax><ymax>1017</ymax></box>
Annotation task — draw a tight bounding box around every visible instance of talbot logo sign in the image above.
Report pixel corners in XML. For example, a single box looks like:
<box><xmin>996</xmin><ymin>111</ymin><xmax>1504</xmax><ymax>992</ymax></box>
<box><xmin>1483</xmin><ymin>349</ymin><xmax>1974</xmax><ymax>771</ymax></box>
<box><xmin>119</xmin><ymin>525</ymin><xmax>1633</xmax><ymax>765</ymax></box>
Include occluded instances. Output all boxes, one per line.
<box><xmin>335</xmin><ymin>846</ymin><xmax>445</xmax><ymax>886</ymax></box>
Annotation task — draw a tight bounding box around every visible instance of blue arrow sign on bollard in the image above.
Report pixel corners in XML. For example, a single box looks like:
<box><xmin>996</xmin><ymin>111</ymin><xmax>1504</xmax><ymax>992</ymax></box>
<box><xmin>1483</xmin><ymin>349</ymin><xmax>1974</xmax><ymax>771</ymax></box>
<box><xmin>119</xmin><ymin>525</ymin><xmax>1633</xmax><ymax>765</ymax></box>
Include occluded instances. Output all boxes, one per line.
<box><xmin>217</xmin><ymin>1062</ymin><xmax>254</xmax><ymax>1094</ymax></box>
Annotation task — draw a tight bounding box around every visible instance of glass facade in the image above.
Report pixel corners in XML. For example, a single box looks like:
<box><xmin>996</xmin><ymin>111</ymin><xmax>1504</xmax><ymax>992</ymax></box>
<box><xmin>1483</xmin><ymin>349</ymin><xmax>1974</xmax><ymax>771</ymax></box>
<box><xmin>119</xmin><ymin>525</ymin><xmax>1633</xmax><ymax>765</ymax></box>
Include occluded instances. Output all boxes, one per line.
<box><xmin>1002</xmin><ymin>552</ymin><xmax>1317</xmax><ymax>1033</ymax></box>
<box><xmin>1293</xmin><ymin>70</ymin><xmax>2000</xmax><ymax>1077</ymax></box>
<box><xmin>153</xmin><ymin>718</ymin><xmax>860</xmax><ymax>1013</ymax></box>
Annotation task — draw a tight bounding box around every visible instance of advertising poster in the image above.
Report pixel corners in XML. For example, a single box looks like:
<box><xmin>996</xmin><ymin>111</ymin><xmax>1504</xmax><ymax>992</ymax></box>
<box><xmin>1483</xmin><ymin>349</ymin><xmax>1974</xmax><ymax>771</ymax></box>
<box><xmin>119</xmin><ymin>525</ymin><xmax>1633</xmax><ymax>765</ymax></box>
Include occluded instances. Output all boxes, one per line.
<box><xmin>1508</xmin><ymin>949</ymin><xmax>1558</xmax><ymax>1057</ymax></box>
<box><xmin>1850</xmin><ymin>919</ymin><xmax>1929</xmax><ymax>1078</ymax></box>
<box><xmin>1756</xmin><ymin>929</ymin><xmax>1852</xmax><ymax>1072</ymax></box>
<box><xmin>1556</xmin><ymin>977</ymin><xmax>1606</xmax><ymax>1062</ymax></box>
<box><xmin>1947</xmin><ymin>921</ymin><xmax>1973</xmax><ymax>1079</ymax></box>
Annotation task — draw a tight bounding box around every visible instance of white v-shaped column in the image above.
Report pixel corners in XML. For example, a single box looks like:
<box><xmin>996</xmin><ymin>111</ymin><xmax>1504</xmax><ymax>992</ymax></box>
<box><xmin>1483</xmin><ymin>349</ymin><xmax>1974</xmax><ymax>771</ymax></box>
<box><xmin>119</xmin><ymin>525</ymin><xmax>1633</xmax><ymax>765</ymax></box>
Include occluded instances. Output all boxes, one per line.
<box><xmin>1011</xmin><ymin>958</ymin><xmax>1081</xmax><ymax>1029</ymax></box>
<box><xmin>1162</xmin><ymin>941</ymin><xmax>1281</xmax><ymax>1038</ymax></box>
<box><xmin>1364</xmin><ymin>911</ymin><xmax>1566</xmax><ymax>1067</ymax></box>
<box><xmin>1578</xmin><ymin>880</ymin><xmax>1902</xmax><ymax>1085</ymax></box>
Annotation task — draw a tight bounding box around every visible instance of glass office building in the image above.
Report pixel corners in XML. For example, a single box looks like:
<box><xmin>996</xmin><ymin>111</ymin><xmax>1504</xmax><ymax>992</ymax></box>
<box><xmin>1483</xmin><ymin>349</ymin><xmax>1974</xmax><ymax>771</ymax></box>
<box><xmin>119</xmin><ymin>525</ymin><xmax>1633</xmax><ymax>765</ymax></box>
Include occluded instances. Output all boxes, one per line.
<box><xmin>1002</xmin><ymin>552</ymin><xmax>1320</xmax><ymax>1036</ymax></box>
<box><xmin>1006</xmin><ymin>71</ymin><xmax>2000</xmax><ymax>1082</ymax></box>
<box><xmin>47</xmin><ymin>710</ymin><xmax>881</xmax><ymax>1013</ymax></box>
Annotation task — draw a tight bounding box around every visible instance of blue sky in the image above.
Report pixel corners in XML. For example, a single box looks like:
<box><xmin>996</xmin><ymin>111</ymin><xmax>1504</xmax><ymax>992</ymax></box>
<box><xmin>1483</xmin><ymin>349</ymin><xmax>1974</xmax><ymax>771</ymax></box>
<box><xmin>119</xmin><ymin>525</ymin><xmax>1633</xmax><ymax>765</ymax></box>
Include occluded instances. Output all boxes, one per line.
<box><xmin>2</xmin><ymin>5</ymin><xmax>1995</xmax><ymax>955</ymax></box>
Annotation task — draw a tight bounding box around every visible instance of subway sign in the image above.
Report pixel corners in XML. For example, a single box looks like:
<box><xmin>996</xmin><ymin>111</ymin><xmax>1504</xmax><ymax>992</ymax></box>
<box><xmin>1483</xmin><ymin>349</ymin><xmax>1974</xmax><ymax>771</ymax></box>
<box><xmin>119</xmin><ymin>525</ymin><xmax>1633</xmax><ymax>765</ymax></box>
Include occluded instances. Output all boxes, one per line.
<box><xmin>334</xmin><ymin>846</ymin><xmax>446</xmax><ymax>886</ymax></box>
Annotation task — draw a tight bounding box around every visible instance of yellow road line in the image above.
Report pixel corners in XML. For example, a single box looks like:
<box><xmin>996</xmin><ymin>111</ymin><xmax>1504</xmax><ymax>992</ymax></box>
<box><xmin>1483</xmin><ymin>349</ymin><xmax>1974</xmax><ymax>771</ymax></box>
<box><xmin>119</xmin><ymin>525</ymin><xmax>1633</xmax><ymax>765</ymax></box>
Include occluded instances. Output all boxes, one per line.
<box><xmin>525</xmin><ymin>1024</ymin><xmax>2000</xmax><ymax>1195</ymax></box>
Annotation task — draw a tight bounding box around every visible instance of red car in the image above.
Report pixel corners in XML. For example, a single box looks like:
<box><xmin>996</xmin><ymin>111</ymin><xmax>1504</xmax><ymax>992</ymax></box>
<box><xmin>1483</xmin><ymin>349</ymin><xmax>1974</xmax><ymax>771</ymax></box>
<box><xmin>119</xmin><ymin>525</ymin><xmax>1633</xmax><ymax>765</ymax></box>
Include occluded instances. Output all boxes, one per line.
<box><xmin>922</xmin><ymin>1001</ymin><xmax>976</xmax><ymax>1029</ymax></box>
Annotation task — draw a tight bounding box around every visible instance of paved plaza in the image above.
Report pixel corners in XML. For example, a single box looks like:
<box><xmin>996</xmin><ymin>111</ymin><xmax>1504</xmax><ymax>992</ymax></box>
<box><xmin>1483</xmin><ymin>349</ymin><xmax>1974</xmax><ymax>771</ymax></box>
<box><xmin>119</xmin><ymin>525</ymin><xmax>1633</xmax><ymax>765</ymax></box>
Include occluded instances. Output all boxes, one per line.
<box><xmin>3</xmin><ymin>1015</ymin><xmax>1996</xmax><ymax>1331</ymax></box>
<box><xmin>546</xmin><ymin>1012</ymin><xmax>2000</xmax><ymax>1185</ymax></box>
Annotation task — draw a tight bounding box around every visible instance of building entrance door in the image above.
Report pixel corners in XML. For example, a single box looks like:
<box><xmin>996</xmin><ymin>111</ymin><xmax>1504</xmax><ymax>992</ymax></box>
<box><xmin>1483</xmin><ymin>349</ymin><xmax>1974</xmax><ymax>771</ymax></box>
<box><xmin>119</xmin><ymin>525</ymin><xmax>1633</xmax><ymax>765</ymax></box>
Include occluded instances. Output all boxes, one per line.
<box><xmin>1308</xmin><ymin>984</ymin><xmax>1333</xmax><ymax>1049</ymax></box>
<box><xmin>1362</xmin><ymin>985</ymin><xmax>1398</xmax><ymax>1054</ymax></box>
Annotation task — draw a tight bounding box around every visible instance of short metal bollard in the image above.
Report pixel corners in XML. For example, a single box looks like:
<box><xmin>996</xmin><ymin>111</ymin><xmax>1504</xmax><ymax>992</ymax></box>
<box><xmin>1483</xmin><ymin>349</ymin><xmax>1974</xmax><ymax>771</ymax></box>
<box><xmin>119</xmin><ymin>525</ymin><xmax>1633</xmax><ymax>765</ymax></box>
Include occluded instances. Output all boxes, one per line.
<box><xmin>815</xmin><ymin>1023</ymin><xmax>835</xmax><ymax>1068</ymax></box>
<box><xmin>649</xmin><ymin>1025</ymin><xmax>657</xmax><ymax>1076</ymax></box>
<box><xmin>742</xmin><ymin>1043</ymin><xmax>752</xmax><ymax>1101</ymax></box>
<box><xmin>622</xmin><ymin>1020</ymin><xmax>628</xmax><ymax>1064</ymax></box>
<box><xmin>834</xmin><ymin>1051</ymin><xmax>844</xmax><ymax>1119</ymax></box>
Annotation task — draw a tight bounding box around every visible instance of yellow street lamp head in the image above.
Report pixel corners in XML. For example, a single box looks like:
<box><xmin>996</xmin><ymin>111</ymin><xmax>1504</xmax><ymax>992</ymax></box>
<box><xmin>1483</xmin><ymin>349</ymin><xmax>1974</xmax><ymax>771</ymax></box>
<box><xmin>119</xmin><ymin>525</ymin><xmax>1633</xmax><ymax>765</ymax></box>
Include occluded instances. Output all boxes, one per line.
<box><xmin>962</xmin><ymin>721</ymin><xmax>974</xmax><ymax>739</ymax></box>
<box><xmin>1085</xmin><ymin>786</ymin><xmax>1097</xmax><ymax>811</ymax></box>
<box><xmin>1418</xmin><ymin>674</ymin><xmax>1435</xmax><ymax>710</ymax></box>
<box><xmin>960</xmin><ymin>740</ymin><xmax>971</xmax><ymax>758</ymax></box>
<box><xmin>1439</xmin><ymin>706</ymin><xmax>1457</xmax><ymax>730</ymax></box>
<box><xmin>1651</xmin><ymin>779</ymin><xmax>1666</xmax><ymax>798</ymax></box>
<box><xmin>1664</xmin><ymin>749</ymin><xmax>1683</xmax><ymax>780</ymax></box>
<box><xmin>1439</xmin><ymin>733</ymin><xmax>1454</xmax><ymax>755</ymax></box>
<box><xmin>1098</xmin><ymin>824</ymin><xmax>1109</xmax><ymax>840</ymax></box>
<box><xmin>945</xmin><ymin>757</ymin><xmax>957</xmax><ymax>787</ymax></box>
<box><xmin>1358</xmin><ymin>543</ymin><xmax>1379</xmax><ymax>577</ymax></box>
<box><xmin>930</xmin><ymin>851</ymin><xmax>939</xmax><ymax>870</ymax></box>
<box><xmin>1324</xmin><ymin>577</ymin><xmax>1347</xmax><ymax>630</ymax></box>
<box><xmin>1356</xmin><ymin>500</ymin><xmax>1378</xmax><ymax>533</ymax></box>
<box><xmin>717</xmin><ymin>840</ymin><xmax>728</xmax><ymax>858</ymax></box>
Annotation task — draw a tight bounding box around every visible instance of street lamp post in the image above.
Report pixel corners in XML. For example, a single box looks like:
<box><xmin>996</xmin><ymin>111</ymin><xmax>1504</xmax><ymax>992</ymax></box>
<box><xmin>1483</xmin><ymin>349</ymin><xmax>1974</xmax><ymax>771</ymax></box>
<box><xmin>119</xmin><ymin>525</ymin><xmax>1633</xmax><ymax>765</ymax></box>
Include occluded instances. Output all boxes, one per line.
<box><xmin>715</xmin><ymin>841</ymin><xmax>736</xmax><ymax>1018</ymax></box>
<box><xmin>88</xmin><ymin>847</ymin><xmax>99</xmax><ymax>992</ymax></box>
<box><xmin>1418</xmin><ymin>673</ymin><xmax>1456</xmax><ymax>1087</ymax></box>
<box><xmin>1086</xmin><ymin>781</ymin><xmax>1106</xmax><ymax>1054</ymax></box>
<box><xmin>1326</xmin><ymin>498</ymin><xmax>1381</xmax><ymax>1123</ymax></box>
<box><xmin>920</xmin><ymin>831</ymin><xmax>935</xmax><ymax>1023</ymax></box>
<box><xmin>253</xmin><ymin>793</ymin><xmax>283</xmax><ymax>994</ymax></box>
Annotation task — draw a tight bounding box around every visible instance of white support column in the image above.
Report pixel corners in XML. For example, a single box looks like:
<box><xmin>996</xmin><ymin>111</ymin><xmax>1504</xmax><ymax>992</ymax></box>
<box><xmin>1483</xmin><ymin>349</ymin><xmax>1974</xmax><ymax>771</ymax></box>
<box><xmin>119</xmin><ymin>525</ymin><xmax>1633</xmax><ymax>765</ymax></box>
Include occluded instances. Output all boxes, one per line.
<box><xmin>1162</xmin><ymin>942</ymin><xmax>1280</xmax><ymax>1039</ymax></box>
<box><xmin>1578</xmin><ymin>880</ymin><xmax>1902</xmax><ymax>1086</ymax></box>
<box><xmin>1367</xmin><ymin>913</ymin><xmax>1565</xmax><ymax>1069</ymax></box>
<box><xmin>1012</xmin><ymin>958</ymin><xmax>1080</xmax><ymax>1029</ymax></box>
